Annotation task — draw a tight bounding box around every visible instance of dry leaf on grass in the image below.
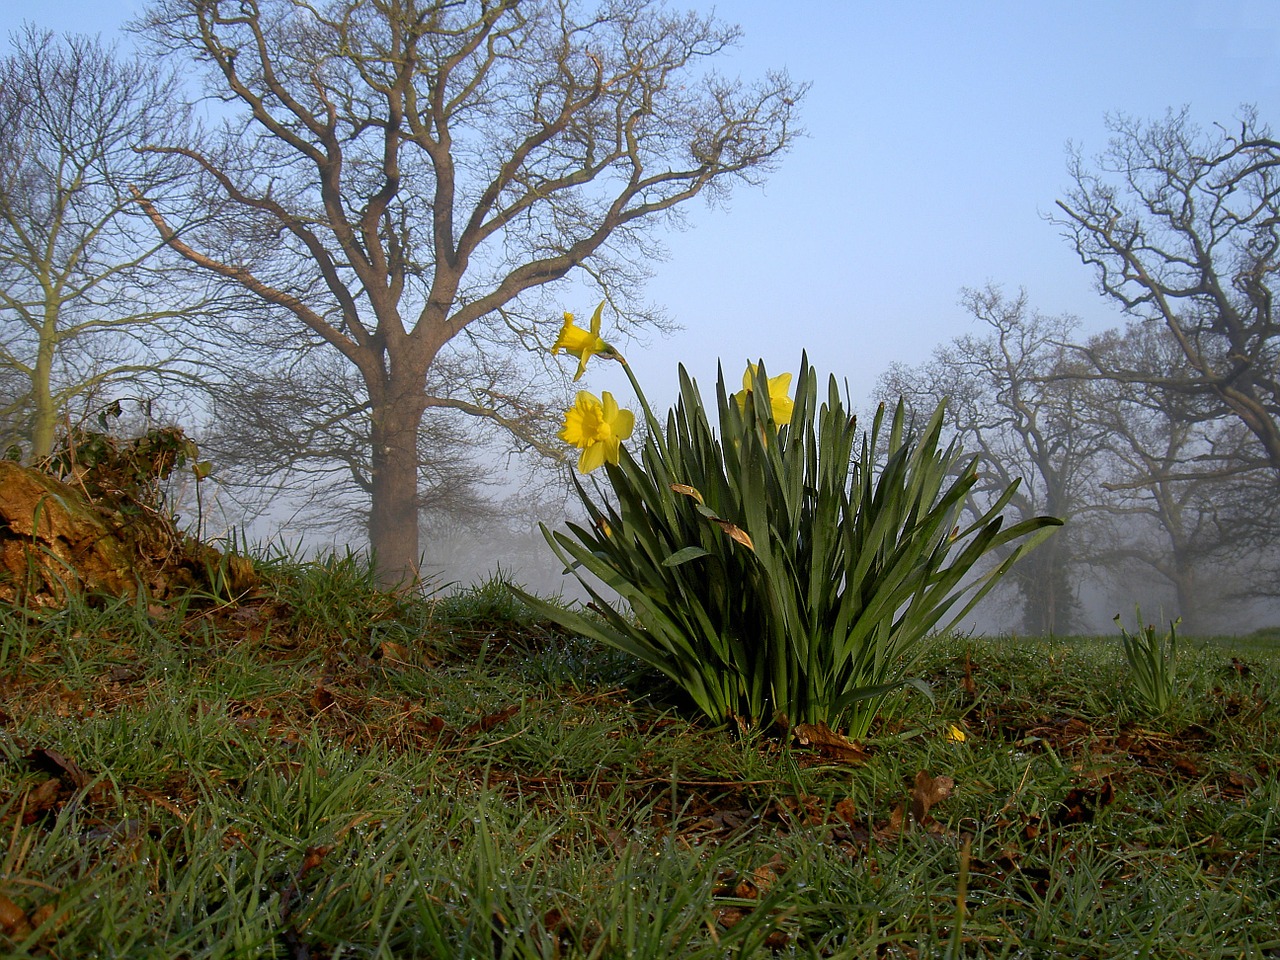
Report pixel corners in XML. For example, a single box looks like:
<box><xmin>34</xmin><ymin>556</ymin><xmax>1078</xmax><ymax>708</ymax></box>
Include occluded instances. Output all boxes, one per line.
<box><xmin>792</xmin><ymin>722</ymin><xmax>870</xmax><ymax>763</ymax></box>
<box><xmin>298</xmin><ymin>844</ymin><xmax>334</xmax><ymax>881</ymax></box>
<box><xmin>910</xmin><ymin>770</ymin><xmax>955</xmax><ymax>826</ymax></box>
<box><xmin>0</xmin><ymin>892</ymin><xmax>32</xmax><ymax>938</ymax></box>
<box><xmin>877</xmin><ymin>770</ymin><xmax>956</xmax><ymax>840</ymax></box>
<box><xmin>1052</xmin><ymin>779</ymin><xmax>1115</xmax><ymax>826</ymax></box>
<box><xmin>378</xmin><ymin>640</ymin><xmax>413</xmax><ymax>664</ymax></box>
<box><xmin>832</xmin><ymin>797</ymin><xmax>858</xmax><ymax>827</ymax></box>
<box><xmin>464</xmin><ymin>704</ymin><xmax>522</xmax><ymax>734</ymax></box>
<box><xmin>25</xmin><ymin>748</ymin><xmax>90</xmax><ymax>790</ymax></box>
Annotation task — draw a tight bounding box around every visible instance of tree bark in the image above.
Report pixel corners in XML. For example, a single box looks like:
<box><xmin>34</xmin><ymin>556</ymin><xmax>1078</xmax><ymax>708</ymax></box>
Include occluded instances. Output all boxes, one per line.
<box><xmin>367</xmin><ymin>379</ymin><xmax>429</xmax><ymax>587</ymax></box>
<box><xmin>31</xmin><ymin>315</ymin><xmax>56</xmax><ymax>459</ymax></box>
<box><xmin>1171</xmin><ymin>559</ymin><xmax>1200</xmax><ymax>635</ymax></box>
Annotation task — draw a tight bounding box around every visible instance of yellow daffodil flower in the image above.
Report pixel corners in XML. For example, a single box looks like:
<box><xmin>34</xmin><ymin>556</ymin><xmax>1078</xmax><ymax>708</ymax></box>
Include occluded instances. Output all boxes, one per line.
<box><xmin>733</xmin><ymin>363</ymin><xmax>795</xmax><ymax>424</ymax></box>
<box><xmin>560</xmin><ymin>390</ymin><xmax>635</xmax><ymax>473</ymax></box>
<box><xmin>552</xmin><ymin>301</ymin><xmax>614</xmax><ymax>380</ymax></box>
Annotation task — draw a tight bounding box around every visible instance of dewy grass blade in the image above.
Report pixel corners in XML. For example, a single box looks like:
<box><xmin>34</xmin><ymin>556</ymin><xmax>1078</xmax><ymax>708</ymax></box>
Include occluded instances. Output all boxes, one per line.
<box><xmin>2</xmin><ymin>540</ymin><xmax>1277</xmax><ymax>956</ymax></box>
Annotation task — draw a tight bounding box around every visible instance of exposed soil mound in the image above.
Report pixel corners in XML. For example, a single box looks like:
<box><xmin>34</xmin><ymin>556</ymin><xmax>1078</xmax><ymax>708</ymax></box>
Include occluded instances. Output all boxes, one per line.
<box><xmin>0</xmin><ymin>426</ymin><xmax>253</xmax><ymax>607</ymax></box>
<box><xmin>0</xmin><ymin>461</ymin><xmax>137</xmax><ymax>601</ymax></box>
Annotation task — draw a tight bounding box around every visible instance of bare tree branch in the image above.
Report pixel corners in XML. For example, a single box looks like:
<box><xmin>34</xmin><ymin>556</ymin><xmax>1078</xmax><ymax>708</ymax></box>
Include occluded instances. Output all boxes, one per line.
<box><xmin>0</xmin><ymin>28</ymin><xmax>215</xmax><ymax>458</ymax></box>
<box><xmin>1054</xmin><ymin>107</ymin><xmax>1280</xmax><ymax>474</ymax></box>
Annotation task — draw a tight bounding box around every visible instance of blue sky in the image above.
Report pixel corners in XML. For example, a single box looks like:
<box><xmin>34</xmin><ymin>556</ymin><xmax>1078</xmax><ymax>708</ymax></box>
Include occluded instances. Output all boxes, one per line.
<box><xmin>6</xmin><ymin>0</ymin><xmax>1280</xmax><ymax>411</ymax></box>
<box><xmin>610</xmin><ymin>0</ymin><xmax>1280</xmax><ymax>409</ymax></box>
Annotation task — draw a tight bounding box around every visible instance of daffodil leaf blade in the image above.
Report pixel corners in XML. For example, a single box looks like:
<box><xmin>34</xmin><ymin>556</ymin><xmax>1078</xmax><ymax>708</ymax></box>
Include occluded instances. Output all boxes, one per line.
<box><xmin>662</xmin><ymin>546</ymin><xmax>712</xmax><ymax>567</ymax></box>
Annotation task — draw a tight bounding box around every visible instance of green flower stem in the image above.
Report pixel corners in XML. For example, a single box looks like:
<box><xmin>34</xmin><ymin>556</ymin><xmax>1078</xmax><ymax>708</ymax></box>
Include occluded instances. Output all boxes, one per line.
<box><xmin>616</xmin><ymin>355</ymin><xmax>672</xmax><ymax>465</ymax></box>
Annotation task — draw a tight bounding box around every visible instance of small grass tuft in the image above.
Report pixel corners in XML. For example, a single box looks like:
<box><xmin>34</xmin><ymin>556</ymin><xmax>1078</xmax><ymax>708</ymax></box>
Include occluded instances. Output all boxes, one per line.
<box><xmin>432</xmin><ymin>568</ymin><xmax>544</xmax><ymax>626</ymax></box>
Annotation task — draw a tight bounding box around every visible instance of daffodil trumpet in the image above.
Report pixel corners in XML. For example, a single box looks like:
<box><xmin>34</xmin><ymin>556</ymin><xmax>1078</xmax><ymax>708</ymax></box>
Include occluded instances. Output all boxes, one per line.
<box><xmin>551</xmin><ymin>301</ymin><xmax>619</xmax><ymax>381</ymax></box>
<box><xmin>559</xmin><ymin>389</ymin><xmax>635</xmax><ymax>474</ymax></box>
<box><xmin>733</xmin><ymin>362</ymin><xmax>795</xmax><ymax>425</ymax></box>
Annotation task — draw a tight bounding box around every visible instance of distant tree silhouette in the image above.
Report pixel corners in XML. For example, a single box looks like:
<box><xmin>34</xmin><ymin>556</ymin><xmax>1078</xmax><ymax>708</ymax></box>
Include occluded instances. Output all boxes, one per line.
<box><xmin>0</xmin><ymin>29</ymin><xmax>207</xmax><ymax>458</ymax></box>
<box><xmin>1056</xmin><ymin>107</ymin><xmax>1280</xmax><ymax>479</ymax></box>
<box><xmin>1069</xmin><ymin>322</ymin><xmax>1279</xmax><ymax>632</ymax></box>
<box><xmin>878</xmin><ymin>286</ymin><xmax>1102</xmax><ymax>635</ymax></box>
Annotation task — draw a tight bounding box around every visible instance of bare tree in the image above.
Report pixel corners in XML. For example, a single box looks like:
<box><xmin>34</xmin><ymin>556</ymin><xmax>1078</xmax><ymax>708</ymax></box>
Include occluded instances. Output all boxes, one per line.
<box><xmin>132</xmin><ymin>0</ymin><xmax>806</xmax><ymax>585</ymax></box>
<box><xmin>1072</xmin><ymin>322</ymin><xmax>1278</xmax><ymax>632</ymax></box>
<box><xmin>0</xmin><ymin>28</ymin><xmax>208</xmax><ymax>459</ymax></box>
<box><xmin>879</xmin><ymin>286</ymin><xmax>1103</xmax><ymax>634</ymax></box>
<box><xmin>198</xmin><ymin>332</ymin><xmax>515</xmax><ymax>539</ymax></box>
<box><xmin>1055</xmin><ymin>107</ymin><xmax>1280</xmax><ymax>476</ymax></box>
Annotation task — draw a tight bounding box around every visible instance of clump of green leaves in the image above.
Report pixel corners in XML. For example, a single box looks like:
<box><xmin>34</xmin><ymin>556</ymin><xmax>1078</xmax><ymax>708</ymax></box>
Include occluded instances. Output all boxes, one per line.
<box><xmin>1116</xmin><ymin>609</ymin><xmax>1181</xmax><ymax>716</ymax></box>
<box><xmin>433</xmin><ymin>569</ymin><xmax>541</xmax><ymax>626</ymax></box>
<box><xmin>523</xmin><ymin>350</ymin><xmax>1060</xmax><ymax>737</ymax></box>
<box><xmin>43</xmin><ymin>399</ymin><xmax>209</xmax><ymax>509</ymax></box>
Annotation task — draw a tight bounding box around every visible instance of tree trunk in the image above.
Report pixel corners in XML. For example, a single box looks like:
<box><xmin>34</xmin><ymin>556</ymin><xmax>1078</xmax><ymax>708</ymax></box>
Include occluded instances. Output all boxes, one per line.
<box><xmin>30</xmin><ymin>313</ymin><xmax>57</xmax><ymax>459</ymax></box>
<box><xmin>1170</xmin><ymin>552</ymin><xmax>1201</xmax><ymax>635</ymax></box>
<box><xmin>1019</xmin><ymin>537</ymin><xmax>1076</xmax><ymax>635</ymax></box>
<box><xmin>368</xmin><ymin>389</ymin><xmax>426</xmax><ymax>589</ymax></box>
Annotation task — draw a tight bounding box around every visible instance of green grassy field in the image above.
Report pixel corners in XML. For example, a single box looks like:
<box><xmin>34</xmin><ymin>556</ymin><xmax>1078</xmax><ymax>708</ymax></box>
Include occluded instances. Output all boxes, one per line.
<box><xmin>1</xmin><ymin>557</ymin><xmax>1277</xmax><ymax>958</ymax></box>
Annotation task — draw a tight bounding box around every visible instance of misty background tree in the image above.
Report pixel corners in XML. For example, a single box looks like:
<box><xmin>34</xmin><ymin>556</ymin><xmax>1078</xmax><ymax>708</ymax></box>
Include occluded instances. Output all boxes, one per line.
<box><xmin>878</xmin><ymin>286</ymin><xmax>1105</xmax><ymax>634</ymax></box>
<box><xmin>197</xmin><ymin>331</ymin><xmax>512</xmax><ymax>546</ymax></box>
<box><xmin>132</xmin><ymin>0</ymin><xmax>806</xmax><ymax>585</ymax></box>
<box><xmin>0</xmin><ymin>28</ymin><xmax>209</xmax><ymax>459</ymax></box>
<box><xmin>1055</xmin><ymin>107</ymin><xmax>1280</xmax><ymax>476</ymax></box>
<box><xmin>1069</xmin><ymin>321</ymin><xmax>1280</xmax><ymax>632</ymax></box>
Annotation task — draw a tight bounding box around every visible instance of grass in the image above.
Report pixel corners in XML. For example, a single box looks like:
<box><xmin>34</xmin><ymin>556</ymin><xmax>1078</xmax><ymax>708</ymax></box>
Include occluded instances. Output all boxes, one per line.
<box><xmin>0</xmin><ymin>557</ymin><xmax>1277</xmax><ymax>958</ymax></box>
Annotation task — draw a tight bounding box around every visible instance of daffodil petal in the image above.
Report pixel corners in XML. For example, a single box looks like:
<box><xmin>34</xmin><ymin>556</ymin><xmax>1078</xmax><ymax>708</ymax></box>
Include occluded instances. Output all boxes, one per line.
<box><xmin>559</xmin><ymin>388</ymin><xmax>632</xmax><ymax>473</ymax></box>
<box><xmin>613</xmin><ymin>407</ymin><xmax>635</xmax><ymax>440</ymax></box>
<box><xmin>579</xmin><ymin>443</ymin><xmax>606</xmax><ymax>474</ymax></box>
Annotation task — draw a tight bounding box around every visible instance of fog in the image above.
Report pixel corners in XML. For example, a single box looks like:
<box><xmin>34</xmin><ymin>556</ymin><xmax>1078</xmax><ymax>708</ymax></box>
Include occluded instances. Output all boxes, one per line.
<box><xmin>190</xmin><ymin>439</ymin><xmax>1279</xmax><ymax>642</ymax></box>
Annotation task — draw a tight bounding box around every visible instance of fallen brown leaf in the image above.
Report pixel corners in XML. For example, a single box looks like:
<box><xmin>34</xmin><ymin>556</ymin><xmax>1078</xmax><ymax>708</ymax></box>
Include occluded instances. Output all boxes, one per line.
<box><xmin>910</xmin><ymin>770</ymin><xmax>955</xmax><ymax>828</ymax></box>
<box><xmin>298</xmin><ymin>844</ymin><xmax>333</xmax><ymax>881</ymax></box>
<box><xmin>378</xmin><ymin>640</ymin><xmax>412</xmax><ymax>664</ymax></box>
<box><xmin>25</xmin><ymin>778</ymin><xmax>64</xmax><ymax>820</ymax></box>
<box><xmin>1227</xmin><ymin>770</ymin><xmax>1256</xmax><ymax>792</ymax></box>
<box><xmin>832</xmin><ymin>797</ymin><xmax>858</xmax><ymax>827</ymax></box>
<box><xmin>749</xmin><ymin>855</ymin><xmax>783</xmax><ymax>896</ymax></box>
<box><xmin>25</xmin><ymin>747</ymin><xmax>90</xmax><ymax>790</ymax></box>
<box><xmin>416</xmin><ymin>715</ymin><xmax>448</xmax><ymax>736</ymax></box>
<box><xmin>0</xmin><ymin>892</ymin><xmax>32</xmax><ymax>938</ymax></box>
<box><xmin>465</xmin><ymin>704</ymin><xmax>521</xmax><ymax>734</ymax></box>
<box><xmin>1173</xmin><ymin>757</ymin><xmax>1201</xmax><ymax>778</ymax></box>
<box><xmin>792</xmin><ymin>722</ymin><xmax>870</xmax><ymax>764</ymax></box>
<box><xmin>1052</xmin><ymin>780</ymin><xmax>1114</xmax><ymax>827</ymax></box>
<box><xmin>310</xmin><ymin>683</ymin><xmax>335</xmax><ymax>711</ymax></box>
<box><xmin>716</xmin><ymin>905</ymin><xmax>747</xmax><ymax>929</ymax></box>
<box><xmin>28</xmin><ymin>902</ymin><xmax>55</xmax><ymax>932</ymax></box>
<box><xmin>875</xmin><ymin>804</ymin><xmax>907</xmax><ymax>842</ymax></box>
